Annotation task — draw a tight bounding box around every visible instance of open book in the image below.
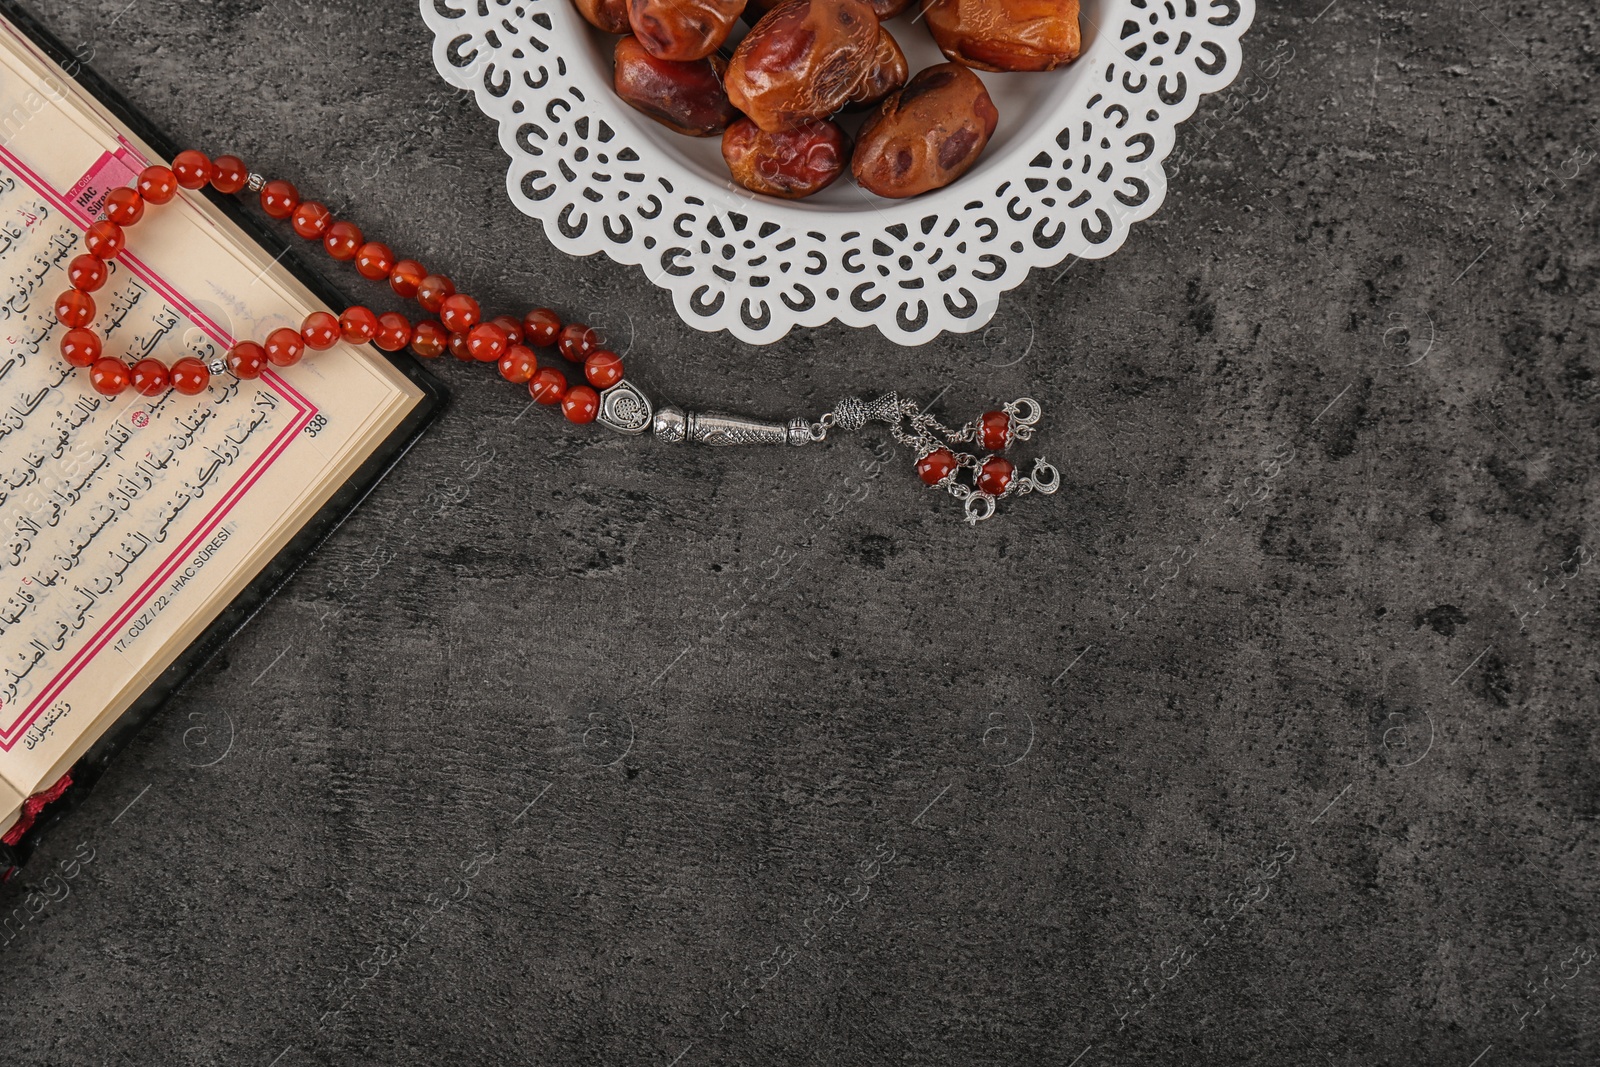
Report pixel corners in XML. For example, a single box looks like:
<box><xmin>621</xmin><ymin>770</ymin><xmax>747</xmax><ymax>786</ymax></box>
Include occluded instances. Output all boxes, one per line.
<box><xmin>0</xmin><ymin>5</ymin><xmax>442</xmax><ymax>868</ymax></box>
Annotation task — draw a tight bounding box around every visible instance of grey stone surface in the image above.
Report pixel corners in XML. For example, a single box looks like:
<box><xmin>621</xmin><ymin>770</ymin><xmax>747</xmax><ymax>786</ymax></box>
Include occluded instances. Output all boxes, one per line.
<box><xmin>4</xmin><ymin>1</ymin><xmax>1599</xmax><ymax>1064</ymax></box>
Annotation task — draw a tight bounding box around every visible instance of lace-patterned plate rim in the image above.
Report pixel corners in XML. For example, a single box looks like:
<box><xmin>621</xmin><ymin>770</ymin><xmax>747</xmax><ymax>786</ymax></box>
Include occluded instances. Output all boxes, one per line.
<box><xmin>422</xmin><ymin>0</ymin><xmax>1256</xmax><ymax>345</ymax></box>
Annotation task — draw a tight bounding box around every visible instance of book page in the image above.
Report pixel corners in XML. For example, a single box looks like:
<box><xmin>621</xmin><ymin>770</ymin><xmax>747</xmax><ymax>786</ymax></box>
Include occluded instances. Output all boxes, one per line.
<box><xmin>0</xmin><ymin>22</ymin><xmax>426</xmax><ymax>802</ymax></box>
<box><xmin>0</xmin><ymin>773</ymin><xmax>19</xmax><ymax>835</ymax></box>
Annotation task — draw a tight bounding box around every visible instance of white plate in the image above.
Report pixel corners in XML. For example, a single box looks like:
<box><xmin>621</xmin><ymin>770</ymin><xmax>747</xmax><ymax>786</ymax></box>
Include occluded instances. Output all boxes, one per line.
<box><xmin>423</xmin><ymin>0</ymin><xmax>1255</xmax><ymax>345</ymax></box>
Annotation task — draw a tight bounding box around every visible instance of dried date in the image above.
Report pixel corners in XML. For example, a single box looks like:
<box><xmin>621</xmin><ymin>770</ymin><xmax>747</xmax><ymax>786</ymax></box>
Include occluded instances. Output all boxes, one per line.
<box><xmin>723</xmin><ymin>117</ymin><xmax>849</xmax><ymax>198</ymax></box>
<box><xmin>725</xmin><ymin>0</ymin><xmax>879</xmax><ymax>132</ymax></box>
<box><xmin>920</xmin><ymin>0</ymin><xmax>1082</xmax><ymax>72</ymax></box>
<box><xmin>746</xmin><ymin>0</ymin><xmax>909</xmax><ymax>19</ymax></box>
<box><xmin>628</xmin><ymin>0</ymin><xmax>746</xmax><ymax>61</ymax></box>
<box><xmin>573</xmin><ymin>0</ymin><xmax>631</xmax><ymax>35</ymax></box>
<box><xmin>844</xmin><ymin>27</ymin><xmax>907</xmax><ymax>110</ymax></box>
<box><xmin>851</xmin><ymin>62</ymin><xmax>998</xmax><ymax>197</ymax></box>
<box><xmin>614</xmin><ymin>37</ymin><xmax>738</xmax><ymax>136</ymax></box>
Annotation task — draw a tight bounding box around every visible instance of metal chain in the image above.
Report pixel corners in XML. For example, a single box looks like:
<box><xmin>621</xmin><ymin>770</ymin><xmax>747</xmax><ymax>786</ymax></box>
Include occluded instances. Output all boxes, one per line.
<box><xmin>809</xmin><ymin>391</ymin><xmax>1059</xmax><ymax>524</ymax></box>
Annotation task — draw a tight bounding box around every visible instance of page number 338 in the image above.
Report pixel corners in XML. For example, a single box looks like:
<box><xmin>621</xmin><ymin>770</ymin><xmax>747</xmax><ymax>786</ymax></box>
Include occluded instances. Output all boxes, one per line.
<box><xmin>303</xmin><ymin>414</ymin><xmax>328</xmax><ymax>437</ymax></box>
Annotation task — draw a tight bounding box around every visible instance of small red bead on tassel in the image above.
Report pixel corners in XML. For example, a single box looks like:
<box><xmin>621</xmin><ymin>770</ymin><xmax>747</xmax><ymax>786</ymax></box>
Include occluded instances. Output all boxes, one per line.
<box><xmin>977</xmin><ymin>456</ymin><xmax>1015</xmax><ymax>497</ymax></box>
<box><xmin>977</xmin><ymin>410</ymin><xmax>1011</xmax><ymax>452</ymax></box>
<box><xmin>916</xmin><ymin>448</ymin><xmax>958</xmax><ymax>487</ymax></box>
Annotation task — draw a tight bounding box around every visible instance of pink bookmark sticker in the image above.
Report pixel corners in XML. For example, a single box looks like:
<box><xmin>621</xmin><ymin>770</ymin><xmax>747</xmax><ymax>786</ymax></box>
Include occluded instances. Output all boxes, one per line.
<box><xmin>64</xmin><ymin>146</ymin><xmax>144</xmax><ymax>220</ymax></box>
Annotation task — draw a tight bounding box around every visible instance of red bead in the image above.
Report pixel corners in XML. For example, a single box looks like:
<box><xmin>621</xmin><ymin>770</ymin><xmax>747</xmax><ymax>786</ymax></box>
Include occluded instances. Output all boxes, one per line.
<box><xmin>916</xmin><ymin>447</ymin><xmax>958</xmax><ymax>487</ymax></box>
<box><xmin>389</xmin><ymin>259</ymin><xmax>426</xmax><ymax>298</ymax></box>
<box><xmin>169</xmin><ymin>357</ymin><xmax>211</xmax><ymax>395</ymax></box>
<box><xmin>562</xmin><ymin>385</ymin><xmax>600</xmax><ymax>424</ymax></box>
<box><xmin>137</xmin><ymin>165</ymin><xmax>178</xmax><ymax>204</ymax></box>
<box><xmin>301</xmin><ymin>311</ymin><xmax>341</xmax><ymax>350</ymax></box>
<box><xmin>465</xmin><ymin>322</ymin><xmax>507</xmax><ymax>362</ymax></box>
<box><xmin>498</xmin><ymin>344</ymin><xmax>537</xmax><ymax>384</ymax></box>
<box><xmin>355</xmin><ymin>242</ymin><xmax>395</xmax><ymax>281</ymax></box>
<box><xmin>171</xmin><ymin>150</ymin><xmax>213</xmax><ymax>189</ymax></box>
<box><xmin>556</xmin><ymin>322</ymin><xmax>600</xmax><ymax>363</ymax></box>
<box><xmin>439</xmin><ymin>293</ymin><xmax>482</xmax><ymax>334</ymax></box>
<box><xmin>89</xmin><ymin>357</ymin><xmax>131</xmax><ymax>396</ymax></box>
<box><xmin>977</xmin><ymin>455</ymin><xmax>1015</xmax><ymax>497</ymax></box>
<box><xmin>447</xmin><ymin>331</ymin><xmax>473</xmax><ymax>362</ymax></box>
<box><xmin>416</xmin><ymin>274</ymin><xmax>454</xmax><ymax>313</ymax></box>
<box><xmin>130</xmin><ymin>358</ymin><xmax>170</xmax><ymax>396</ymax></box>
<box><xmin>339</xmin><ymin>305</ymin><xmax>379</xmax><ymax>344</ymax></box>
<box><xmin>529</xmin><ymin>366</ymin><xmax>567</xmax><ymax>404</ymax></box>
<box><xmin>323</xmin><ymin>220</ymin><xmax>363</xmax><ymax>260</ymax></box>
<box><xmin>489</xmin><ymin>314</ymin><xmax>523</xmax><ymax>345</ymax></box>
<box><xmin>265</xmin><ymin>326</ymin><xmax>306</xmax><ymax>367</ymax></box>
<box><xmin>978</xmin><ymin>410</ymin><xmax>1011</xmax><ymax>452</ymax></box>
<box><xmin>210</xmin><ymin>155</ymin><xmax>248</xmax><ymax>194</ymax></box>
<box><xmin>103</xmin><ymin>187</ymin><xmax>144</xmax><ymax>226</ymax></box>
<box><xmin>59</xmin><ymin>327</ymin><xmax>101</xmax><ymax>367</ymax></box>
<box><xmin>583</xmin><ymin>350</ymin><xmax>624</xmax><ymax>389</ymax></box>
<box><xmin>84</xmin><ymin>220</ymin><xmax>126</xmax><ymax>259</ymax></box>
<box><xmin>225</xmin><ymin>341</ymin><xmax>268</xmax><ymax>379</ymax></box>
<box><xmin>522</xmin><ymin>308</ymin><xmax>561</xmax><ymax>348</ymax></box>
<box><xmin>410</xmin><ymin>320</ymin><xmax>447</xmax><ymax>359</ymax></box>
<box><xmin>67</xmin><ymin>254</ymin><xmax>108</xmax><ymax>291</ymax></box>
<box><xmin>54</xmin><ymin>289</ymin><xmax>95</xmax><ymax>328</ymax></box>
<box><xmin>260</xmin><ymin>179</ymin><xmax>299</xmax><ymax>219</ymax></box>
<box><xmin>374</xmin><ymin>312</ymin><xmax>413</xmax><ymax>352</ymax></box>
<box><xmin>291</xmin><ymin>201</ymin><xmax>332</xmax><ymax>240</ymax></box>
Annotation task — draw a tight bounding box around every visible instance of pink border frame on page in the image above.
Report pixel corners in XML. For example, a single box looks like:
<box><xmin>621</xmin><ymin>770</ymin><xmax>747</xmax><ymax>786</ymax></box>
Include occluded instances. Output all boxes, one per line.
<box><xmin>0</xmin><ymin>141</ymin><xmax>317</xmax><ymax>751</ymax></box>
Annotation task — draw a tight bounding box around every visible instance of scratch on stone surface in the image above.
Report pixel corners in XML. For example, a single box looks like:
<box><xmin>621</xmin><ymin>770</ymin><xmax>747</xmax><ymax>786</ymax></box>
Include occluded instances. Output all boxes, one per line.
<box><xmin>108</xmin><ymin>784</ymin><xmax>150</xmax><ymax>825</ymax></box>
<box><xmin>1311</xmin><ymin>783</ymin><xmax>1354</xmax><ymax>825</ymax></box>
<box><xmin>251</xmin><ymin>645</ymin><xmax>290</xmax><ymax>686</ymax></box>
<box><xmin>1053</xmin><ymin>645</ymin><xmax>1093</xmax><ymax>685</ymax></box>
<box><xmin>652</xmin><ymin>644</ymin><xmax>694</xmax><ymax>686</ymax></box>
<box><xmin>1364</xmin><ymin>40</ymin><xmax>1382</xmax><ymax>138</ymax></box>
<box><xmin>913</xmin><ymin>783</ymin><xmax>952</xmax><ymax>826</ymax></box>
<box><xmin>1451</xmin><ymin>645</ymin><xmax>1492</xmax><ymax>687</ymax></box>
<box><xmin>1312</xmin><ymin>384</ymin><xmax>1353</xmax><ymax>425</ymax></box>
<box><xmin>1451</xmin><ymin>244</ymin><xmax>1494</xmax><ymax>286</ymax></box>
